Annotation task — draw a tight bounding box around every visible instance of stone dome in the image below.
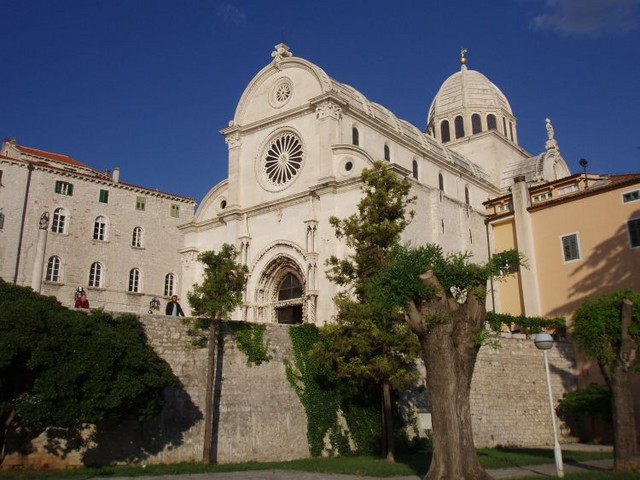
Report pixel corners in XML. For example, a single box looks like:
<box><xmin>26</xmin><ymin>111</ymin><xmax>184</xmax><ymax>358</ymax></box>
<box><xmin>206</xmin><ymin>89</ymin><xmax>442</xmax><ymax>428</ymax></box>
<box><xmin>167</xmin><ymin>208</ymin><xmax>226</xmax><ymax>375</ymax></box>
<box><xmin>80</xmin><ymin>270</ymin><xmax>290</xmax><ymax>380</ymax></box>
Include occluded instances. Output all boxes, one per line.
<box><xmin>427</xmin><ymin>65</ymin><xmax>512</xmax><ymax>124</ymax></box>
<box><xmin>426</xmin><ymin>62</ymin><xmax>518</xmax><ymax>147</ymax></box>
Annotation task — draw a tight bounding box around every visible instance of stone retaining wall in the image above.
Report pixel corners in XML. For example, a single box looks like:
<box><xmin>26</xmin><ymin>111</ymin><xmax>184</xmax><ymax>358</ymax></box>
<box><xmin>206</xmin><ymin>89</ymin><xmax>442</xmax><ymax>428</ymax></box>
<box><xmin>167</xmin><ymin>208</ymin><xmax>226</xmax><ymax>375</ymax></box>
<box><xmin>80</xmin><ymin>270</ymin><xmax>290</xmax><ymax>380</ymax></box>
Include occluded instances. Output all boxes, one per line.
<box><xmin>2</xmin><ymin>317</ymin><xmax>577</xmax><ymax>469</ymax></box>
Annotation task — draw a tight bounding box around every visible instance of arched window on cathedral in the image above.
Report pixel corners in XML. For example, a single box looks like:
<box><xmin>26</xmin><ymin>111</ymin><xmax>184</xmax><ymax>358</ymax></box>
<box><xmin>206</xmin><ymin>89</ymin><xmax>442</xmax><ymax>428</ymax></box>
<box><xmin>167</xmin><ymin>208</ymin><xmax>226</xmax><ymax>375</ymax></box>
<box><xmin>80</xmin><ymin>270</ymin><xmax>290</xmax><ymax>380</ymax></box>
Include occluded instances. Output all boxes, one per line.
<box><xmin>132</xmin><ymin>226</ymin><xmax>143</xmax><ymax>248</ymax></box>
<box><xmin>93</xmin><ymin>216</ymin><xmax>108</xmax><ymax>241</ymax></box>
<box><xmin>352</xmin><ymin>126</ymin><xmax>359</xmax><ymax>146</ymax></box>
<box><xmin>384</xmin><ymin>144</ymin><xmax>390</xmax><ymax>161</ymax></box>
<box><xmin>509</xmin><ymin>122</ymin><xmax>514</xmax><ymax>141</ymax></box>
<box><xmin>502</xmin><ymin>117</ymin><xmax>507</xmax><ymax>136</ymax></box>
<box><xmin>412</xmin><ymin>160</ymin><xmax>418</xmax><ymax>180</ymax></box>
<box><xmin>465</xmin><ymin>186</ymin><xmax>470</xmax><ymax>205</ymax></box>
<box><xmin>440</xmin><ymin>120</ymin><xmax>451</xmax><ymax>143</ymax></box>
<box><xmin>471</xmin><ymin>114</ymin><xmax>482</xmax><ymax>134</ymax></box>
<box><xmin>164</xmin><ymin>273</ymin><xmax>175</xmax><ymax>297</ymax></box>
<box><xmin>487</xmin><ymin>114</ymin><xmax>497</xmax><ymax>131</ymax></box>
<box><xmin>51</xmin><ymin>208</ymin><xmax>68</xmax><ymax>234</ymax></box>
<box><xmin>128</xmin><ymin>268</ymin><xmax>142</xmax><ymax>293</ymax></box>
<box><xmin>46</xmin><ymin>256</ymin><xmax>61</xmax><ymax>282</ymax></box>
<box><xmin>276</xmin><ymin>273</ymin><xmax>303</xmax><ymax>324</ymax></box>
<box><xmin>454</xmin><ymin>116</ymin><xmax>465</xmax><ymax>139</ymax></box>
<box><xmin>89</xmin><ymin>262</ymin><xmax>103</xmax><ymax>288</ymax></box>
<box><xmin>439</xmin><ymin>173</ymin><xmax>445</xmax><ymax>192</ymax></box>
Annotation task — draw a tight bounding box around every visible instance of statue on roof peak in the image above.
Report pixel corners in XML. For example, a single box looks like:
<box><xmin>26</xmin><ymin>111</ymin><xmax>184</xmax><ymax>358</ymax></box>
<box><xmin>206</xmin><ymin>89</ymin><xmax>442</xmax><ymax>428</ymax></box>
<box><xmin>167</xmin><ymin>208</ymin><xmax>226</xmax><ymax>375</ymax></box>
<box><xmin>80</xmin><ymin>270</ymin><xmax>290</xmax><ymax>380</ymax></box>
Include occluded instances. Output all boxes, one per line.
<box><xmin>272</xmin><ymin>43</ymin><xmax>292</xmax><ymax>62</ymax></box>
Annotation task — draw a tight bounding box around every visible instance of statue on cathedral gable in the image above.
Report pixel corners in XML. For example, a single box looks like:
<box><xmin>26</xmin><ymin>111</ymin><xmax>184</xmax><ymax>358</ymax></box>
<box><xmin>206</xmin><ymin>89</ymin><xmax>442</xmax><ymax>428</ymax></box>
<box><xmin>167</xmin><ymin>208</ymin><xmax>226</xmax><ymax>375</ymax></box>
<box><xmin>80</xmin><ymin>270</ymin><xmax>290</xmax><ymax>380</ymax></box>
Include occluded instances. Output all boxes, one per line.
<box><xmin>271</xmin><ymin>43</ymin><xmax>292</xmax><ymax>64</ymax></box>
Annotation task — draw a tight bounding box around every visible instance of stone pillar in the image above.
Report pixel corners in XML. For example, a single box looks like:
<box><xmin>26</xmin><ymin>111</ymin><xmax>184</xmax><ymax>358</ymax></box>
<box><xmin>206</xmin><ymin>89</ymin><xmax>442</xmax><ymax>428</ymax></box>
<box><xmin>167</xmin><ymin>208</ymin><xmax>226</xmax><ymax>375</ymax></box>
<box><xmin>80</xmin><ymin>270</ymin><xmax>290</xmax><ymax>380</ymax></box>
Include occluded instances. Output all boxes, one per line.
<box><xmin>31</xmin><ymin>211</ymin><xmax>49</xmax><ymax>293</ymax></box>
<box><xmin>511</xmin><ymin>176</ymin><xmax>541</xmax><ymax>316</ymax></box>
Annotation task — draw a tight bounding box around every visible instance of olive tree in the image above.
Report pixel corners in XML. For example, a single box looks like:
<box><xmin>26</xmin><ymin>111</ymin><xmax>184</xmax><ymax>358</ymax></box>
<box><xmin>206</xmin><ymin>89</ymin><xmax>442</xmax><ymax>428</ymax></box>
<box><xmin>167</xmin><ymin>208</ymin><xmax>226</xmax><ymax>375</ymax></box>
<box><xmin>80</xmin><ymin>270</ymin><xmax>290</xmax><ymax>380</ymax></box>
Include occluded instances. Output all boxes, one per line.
<box><xmin>368</xmin><ymin>244</ymin><xmax>521</xmax><ymax>480</ymax></box>
<box><xmin>572</xmin><ymin>290</ymin><xmax>640</xmax><ymax>471</ymax></box>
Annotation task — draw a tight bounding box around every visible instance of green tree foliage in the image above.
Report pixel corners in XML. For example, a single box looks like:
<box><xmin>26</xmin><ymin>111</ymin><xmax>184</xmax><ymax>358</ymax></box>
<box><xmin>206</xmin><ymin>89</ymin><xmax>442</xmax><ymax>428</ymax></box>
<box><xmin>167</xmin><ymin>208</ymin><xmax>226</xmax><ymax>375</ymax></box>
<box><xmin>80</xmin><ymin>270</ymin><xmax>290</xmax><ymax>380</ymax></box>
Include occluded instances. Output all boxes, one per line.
<box><xmin>319</xmin><ymin>161</ymin><xmax>418</xmax><ymax>462</ymax></box>
<box><xmin>0</xmin><ymin>279</ymin><xmax>177</xmax><ymax>463</ymax></box>
<box><xmin>572</xmin><ymin>290</ymin><xmax>640</xmax><ymax>471</ymax></box>
<box><xmin>368</xmin><ymin>244</ymin><xmax>521</xmax><ymax>480</ymax></box>
<box><xmin>187</xmin><ymin>244</ymin><xmax>249</xmax><ymax>320</ymax></box>
<box><xmin>186</xmin><ymin>243</ymin><xmax>249</xmax><ymax>463</ymax></box>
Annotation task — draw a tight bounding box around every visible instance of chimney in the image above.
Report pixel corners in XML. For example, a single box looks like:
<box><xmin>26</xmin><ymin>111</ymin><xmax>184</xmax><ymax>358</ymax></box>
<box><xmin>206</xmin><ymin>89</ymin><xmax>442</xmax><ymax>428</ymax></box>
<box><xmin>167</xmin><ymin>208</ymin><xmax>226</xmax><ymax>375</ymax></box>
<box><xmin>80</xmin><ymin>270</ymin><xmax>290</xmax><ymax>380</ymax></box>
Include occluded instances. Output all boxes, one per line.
<box><xmin>112</xmin><ymin>167</ymin><xmax>120</xmax><ymax>184</ymax></box>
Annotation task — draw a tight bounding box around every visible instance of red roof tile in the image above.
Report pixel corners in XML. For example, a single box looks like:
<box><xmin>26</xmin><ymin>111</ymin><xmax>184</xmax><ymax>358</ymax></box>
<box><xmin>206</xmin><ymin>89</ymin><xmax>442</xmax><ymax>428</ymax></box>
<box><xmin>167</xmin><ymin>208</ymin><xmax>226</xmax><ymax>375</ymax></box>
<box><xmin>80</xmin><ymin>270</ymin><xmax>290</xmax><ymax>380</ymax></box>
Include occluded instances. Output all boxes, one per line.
<box><xmin>16</xmin><ymin>145</ymin><xmax>88</xmax><ymax>169</ymax></box>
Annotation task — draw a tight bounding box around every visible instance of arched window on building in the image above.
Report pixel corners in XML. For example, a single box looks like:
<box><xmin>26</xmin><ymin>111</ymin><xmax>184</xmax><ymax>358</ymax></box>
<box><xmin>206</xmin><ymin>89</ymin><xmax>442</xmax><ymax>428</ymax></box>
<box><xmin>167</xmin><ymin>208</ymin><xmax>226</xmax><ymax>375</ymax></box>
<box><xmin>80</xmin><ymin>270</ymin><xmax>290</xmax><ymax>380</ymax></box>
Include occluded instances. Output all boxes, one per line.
<box><xmin>487</xmin><ymin>114</ymin><xmax>497</xmax><ymax>131</ymax></box>
<box><xmin>465</xmin><ymin>186</ymin><xmax>470</xmax><ymax>205</ymax></box>
<box><xmin>438</xmin><ymin>173</ymin><xmax>444</xmax><ymax>192</ymax></box>
<box><xmin>45</xmin><ymin>256</ymin><xmax>61</xmax><ymax>282</ymax></box>
<box><xmin>276</xmin><ymin>273</ymin><xmax>303</xmax><ymax>324</ymax></box>
<box><xmin>132</xmin><ymin>226</ymin><xmax>143</xmax><ymax>247</ymax></box>
<box><xmin>509</xmin><ymin>122</ymin><xmax>514</xmax><ymax>141</ymax></box>
<box><xmin>502</xmin><ymin>117</ymin><xmax>507</xmax><ymax>136</ymax></box>
<box><xmin>164</xmin><ymin>273</ymin><xmax>175</xmax><ymax>297</ymax></box>
<box><xmin>352</xmin><ymin>126</ymin><xmax>359</xmax><ymax>146</ymax></box>
<box><xmin>384</xmin><ymin>144</ymin><xmax>390</xmax><ymax>161</ymax></box>
<box><xmin>128</xmin><ymin>268</ymin><xmax>141</xmax><ymax>293</ymax></box>
<box><xmin>89</xmin><ymin>262</ymin><xmax>103</xmax><ymax>288</ymax></box>
<box><xmin>412</xmin><ymin>160</ymin><xmax>418</xmax><ymax>180</ymax></box>
<box><xmin>454</xmin><ymin>115</ymin><xmax>465</xmax><ymax>139</ymax></box>
<box><xmin>440</xmin><ymin>120</ymin><xmax>451</xmax><ymax>143</ymax></box>
<box><xmin>471</xmin><ymin>114</ymin><xmax>482</xmax><ymax>134</ymax></box>
<box><xmin>93</xmin><ymin>216</ymin><xmax>108</xmax><ymax>241</ymax></box>
<box><xmin>51</xmin><ymin>208</ymin><xmax>68</xmax><ymax>234</ymax></box>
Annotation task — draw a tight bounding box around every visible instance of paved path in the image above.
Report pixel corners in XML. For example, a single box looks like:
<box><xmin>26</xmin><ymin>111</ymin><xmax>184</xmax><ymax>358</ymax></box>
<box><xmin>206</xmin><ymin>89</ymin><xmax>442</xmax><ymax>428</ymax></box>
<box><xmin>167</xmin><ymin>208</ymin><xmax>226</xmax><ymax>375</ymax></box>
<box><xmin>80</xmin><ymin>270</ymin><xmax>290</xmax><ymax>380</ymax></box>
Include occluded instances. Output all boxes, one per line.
<box><xmin>100</xmin><ymin>458</ymin><xmax>613</xmax><ymax>480</ymax></box>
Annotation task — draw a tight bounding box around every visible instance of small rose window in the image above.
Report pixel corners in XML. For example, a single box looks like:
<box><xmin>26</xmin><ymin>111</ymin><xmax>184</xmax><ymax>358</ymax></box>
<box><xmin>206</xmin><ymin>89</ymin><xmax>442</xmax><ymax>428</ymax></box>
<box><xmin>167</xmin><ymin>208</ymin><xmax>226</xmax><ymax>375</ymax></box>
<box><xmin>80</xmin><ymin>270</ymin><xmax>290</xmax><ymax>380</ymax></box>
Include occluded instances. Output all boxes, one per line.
<box><xmin>270</xmin><ymin>78</ymin><xmax>293</xmax><ymax>108</ymax></box>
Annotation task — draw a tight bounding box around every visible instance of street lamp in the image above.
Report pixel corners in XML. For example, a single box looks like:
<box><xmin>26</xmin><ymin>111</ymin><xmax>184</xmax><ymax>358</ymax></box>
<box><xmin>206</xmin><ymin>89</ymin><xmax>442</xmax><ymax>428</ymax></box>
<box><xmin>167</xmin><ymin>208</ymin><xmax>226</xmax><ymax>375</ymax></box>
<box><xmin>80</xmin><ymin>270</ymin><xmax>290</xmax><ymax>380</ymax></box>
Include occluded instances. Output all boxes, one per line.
<box><xmin>534</xmin><ymin>333</ymin><xmax>564</xmax><ymax>478</ymax></box>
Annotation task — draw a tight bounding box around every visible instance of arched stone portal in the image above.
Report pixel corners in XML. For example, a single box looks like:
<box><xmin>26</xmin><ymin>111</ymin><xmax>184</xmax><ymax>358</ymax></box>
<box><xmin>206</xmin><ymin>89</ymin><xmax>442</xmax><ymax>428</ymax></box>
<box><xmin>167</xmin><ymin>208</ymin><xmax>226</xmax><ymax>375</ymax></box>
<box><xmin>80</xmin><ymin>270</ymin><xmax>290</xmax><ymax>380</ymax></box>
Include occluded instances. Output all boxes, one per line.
<box><xmin>254</xmin><ymin>254</ymin><xmax>306</xmax><ymax>324</ymax></box>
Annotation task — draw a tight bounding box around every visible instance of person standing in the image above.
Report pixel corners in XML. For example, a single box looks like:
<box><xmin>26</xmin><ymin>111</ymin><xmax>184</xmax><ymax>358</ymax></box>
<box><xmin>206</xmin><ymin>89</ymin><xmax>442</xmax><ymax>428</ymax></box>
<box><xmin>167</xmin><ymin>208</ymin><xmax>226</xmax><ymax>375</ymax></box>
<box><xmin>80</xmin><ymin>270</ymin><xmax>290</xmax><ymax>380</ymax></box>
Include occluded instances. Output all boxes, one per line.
<box><xmin>74</xmin><ymin>291</ymin><xmax>90</xmax><ymax>309</ymax></box>
<box><xmin>165</xmin><ymin>295</ymin><xmax>185</xmax><ymax>316</ymax></box>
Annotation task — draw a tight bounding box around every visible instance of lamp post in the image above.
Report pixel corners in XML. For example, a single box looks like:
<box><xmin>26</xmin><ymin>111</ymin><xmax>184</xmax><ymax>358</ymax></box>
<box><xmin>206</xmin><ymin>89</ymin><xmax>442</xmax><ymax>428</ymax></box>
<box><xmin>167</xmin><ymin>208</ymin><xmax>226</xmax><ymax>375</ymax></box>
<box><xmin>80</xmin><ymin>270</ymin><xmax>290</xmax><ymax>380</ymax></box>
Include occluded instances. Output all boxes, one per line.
<box><xmin>534</xmin><ymin>333</ymin><xmax>564</xmax><ymax>478</ymax></box>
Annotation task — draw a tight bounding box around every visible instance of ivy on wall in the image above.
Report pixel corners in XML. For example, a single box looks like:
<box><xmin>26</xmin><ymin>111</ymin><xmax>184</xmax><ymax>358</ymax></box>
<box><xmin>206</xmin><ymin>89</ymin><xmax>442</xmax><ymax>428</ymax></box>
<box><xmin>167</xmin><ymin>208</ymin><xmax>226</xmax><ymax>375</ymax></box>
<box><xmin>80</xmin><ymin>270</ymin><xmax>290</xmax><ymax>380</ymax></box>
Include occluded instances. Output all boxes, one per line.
<box><xmin>184</xmin><ymin>319</ymin><xmax>271</xmax><ymax>367</ymax></box>
<box><xmin>486</xmin><ymin>311</ymin><xmax>566</xmax><ymax>335</ymax></box>
<box><xmin>285</xmin><ymin>324</ymin><xmax>381</xmax><ymax>457</ymax></box>
<box><xmin>228</xmin><ymin>322</ymin><xmax>271</xmax><ymax>366</ymax></box>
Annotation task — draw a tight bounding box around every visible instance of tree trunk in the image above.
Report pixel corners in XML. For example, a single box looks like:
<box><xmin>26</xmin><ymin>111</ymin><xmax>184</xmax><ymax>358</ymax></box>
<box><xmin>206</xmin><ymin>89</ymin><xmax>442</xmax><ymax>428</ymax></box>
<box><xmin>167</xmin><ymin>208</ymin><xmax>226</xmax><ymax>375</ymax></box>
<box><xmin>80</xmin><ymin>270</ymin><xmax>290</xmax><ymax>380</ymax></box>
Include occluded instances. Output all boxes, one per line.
<box><xmin>605</xmin><ymin>364</ymin><xmax>640</xmax><ymax>471</ymax></box>
<box><xmin>0</xmin><ymin>409</ymin><xmax>17</xmax><ymax>466</ymax></box>
<box><xmin>601</xmin><ymin>299</ymin><xmax>640</xmax><ymax>471</ymax></box>
<box><xmin>382</xmin><ymin>380</ymin><xmax>395</xmax><ymax>462</ymax></box>
<box><xmin>406</xmin><ymin>272</ymin><xmax>493</xmax><ymax>480</ymax></box>
<box><xmin>202</xmin><ymin>321</ymin><xmax>217</xmax><ymax>463</ymax></box>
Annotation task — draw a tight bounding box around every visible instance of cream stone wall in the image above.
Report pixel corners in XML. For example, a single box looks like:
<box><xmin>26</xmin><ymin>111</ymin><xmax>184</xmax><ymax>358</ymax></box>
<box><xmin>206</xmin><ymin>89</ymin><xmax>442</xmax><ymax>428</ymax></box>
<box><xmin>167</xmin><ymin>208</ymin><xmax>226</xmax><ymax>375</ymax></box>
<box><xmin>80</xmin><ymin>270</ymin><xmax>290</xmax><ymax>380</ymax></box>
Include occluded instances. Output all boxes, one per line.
<box><xmin>182</xmin><ymin>46</ymin><xmax>517</xmax><ymax>326</ymax></box>
<box><xmin>0</xmin><ymin>148</ymin><xmax>195</xmax><ymax>314</ymax></box>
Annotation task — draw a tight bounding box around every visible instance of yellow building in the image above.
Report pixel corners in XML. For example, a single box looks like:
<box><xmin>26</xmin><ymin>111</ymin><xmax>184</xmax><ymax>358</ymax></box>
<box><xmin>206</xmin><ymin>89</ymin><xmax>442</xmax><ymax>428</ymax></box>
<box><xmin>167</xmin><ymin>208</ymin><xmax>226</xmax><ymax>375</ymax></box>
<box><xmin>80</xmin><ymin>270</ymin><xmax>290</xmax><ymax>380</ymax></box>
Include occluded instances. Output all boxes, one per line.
<box><xmin>485</xmin><ymin>172</ymin><xmax>640</xmax><ymax>320</ymax></box>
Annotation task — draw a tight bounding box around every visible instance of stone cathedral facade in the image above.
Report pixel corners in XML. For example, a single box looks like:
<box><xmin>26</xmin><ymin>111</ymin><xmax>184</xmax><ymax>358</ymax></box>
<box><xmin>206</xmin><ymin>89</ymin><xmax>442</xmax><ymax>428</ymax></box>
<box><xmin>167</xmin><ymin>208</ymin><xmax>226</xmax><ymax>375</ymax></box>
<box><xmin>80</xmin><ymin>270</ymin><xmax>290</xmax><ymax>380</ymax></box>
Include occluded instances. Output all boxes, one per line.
<box><xmin>179</xmin><ymin>44</ymin><xmax>570</xmax><ymax>323</ymax></box>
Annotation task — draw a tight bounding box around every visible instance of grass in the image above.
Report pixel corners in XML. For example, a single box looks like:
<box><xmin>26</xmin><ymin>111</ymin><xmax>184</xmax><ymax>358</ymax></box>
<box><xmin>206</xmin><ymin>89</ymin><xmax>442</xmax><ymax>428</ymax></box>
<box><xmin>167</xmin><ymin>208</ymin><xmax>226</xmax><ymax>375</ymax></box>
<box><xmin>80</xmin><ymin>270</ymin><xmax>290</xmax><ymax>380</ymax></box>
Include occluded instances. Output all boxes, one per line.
<box><xmin>0</xmin><ymin>447</ymin><xmax>621</xmax><ymax>479</ymax></box>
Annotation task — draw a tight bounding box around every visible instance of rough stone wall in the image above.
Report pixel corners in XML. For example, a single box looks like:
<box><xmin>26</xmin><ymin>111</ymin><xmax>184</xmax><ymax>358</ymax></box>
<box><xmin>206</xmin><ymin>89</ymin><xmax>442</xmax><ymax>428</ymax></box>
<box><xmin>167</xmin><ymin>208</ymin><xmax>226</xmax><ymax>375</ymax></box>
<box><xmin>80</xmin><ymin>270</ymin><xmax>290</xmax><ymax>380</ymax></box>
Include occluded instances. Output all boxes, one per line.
<box><xmin>135</xmin><ymin>315</ymin><xmax>309</xmax><ymax>465</ymax></box>
<box><xmin>471</xmin><ymin>334</ymin><xmax>577</xmax><ymax>447</ymax></box>
<box><xmin>3</xmin><ymin>319</ymin><xmax>577</xmax><ymax>470</ymax></box>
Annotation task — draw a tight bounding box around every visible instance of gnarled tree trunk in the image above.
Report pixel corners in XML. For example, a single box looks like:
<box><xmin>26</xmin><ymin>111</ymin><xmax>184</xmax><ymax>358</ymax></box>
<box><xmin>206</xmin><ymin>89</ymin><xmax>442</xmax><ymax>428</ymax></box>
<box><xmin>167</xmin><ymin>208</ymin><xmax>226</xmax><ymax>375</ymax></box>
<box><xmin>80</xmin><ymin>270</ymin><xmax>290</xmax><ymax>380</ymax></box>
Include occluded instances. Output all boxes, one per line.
<box><xmin>601</xmin><ymin>299</ymin><xmax>640</xmax><ymax>471</ymax></box>
<box><xmin>406</xmin><ymin>271</ymin><xmax>493</xmax><ymax>480</ymax></box>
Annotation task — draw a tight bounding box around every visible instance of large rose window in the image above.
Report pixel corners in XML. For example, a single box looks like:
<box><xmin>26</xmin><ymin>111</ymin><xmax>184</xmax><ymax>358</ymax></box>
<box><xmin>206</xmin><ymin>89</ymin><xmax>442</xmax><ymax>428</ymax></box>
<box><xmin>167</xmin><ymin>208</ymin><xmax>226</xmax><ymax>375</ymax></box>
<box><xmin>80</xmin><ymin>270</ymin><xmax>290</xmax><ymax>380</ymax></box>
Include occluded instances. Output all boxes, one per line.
<box><xmin>262</xmin><ymin>132</ymin><xmax>304</xmax><ymax>188</ymax></box>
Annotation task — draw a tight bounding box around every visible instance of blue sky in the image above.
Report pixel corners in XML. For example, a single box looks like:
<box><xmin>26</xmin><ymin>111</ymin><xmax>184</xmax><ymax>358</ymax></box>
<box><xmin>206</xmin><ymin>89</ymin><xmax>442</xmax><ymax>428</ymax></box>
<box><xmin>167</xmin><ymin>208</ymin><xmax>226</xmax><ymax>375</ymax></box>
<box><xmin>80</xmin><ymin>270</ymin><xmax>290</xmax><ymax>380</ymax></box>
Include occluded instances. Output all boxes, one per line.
<box><xmin>2</xmin><ymin>0</ymin><xmax>639</xmax><ymax>203</ymax></box>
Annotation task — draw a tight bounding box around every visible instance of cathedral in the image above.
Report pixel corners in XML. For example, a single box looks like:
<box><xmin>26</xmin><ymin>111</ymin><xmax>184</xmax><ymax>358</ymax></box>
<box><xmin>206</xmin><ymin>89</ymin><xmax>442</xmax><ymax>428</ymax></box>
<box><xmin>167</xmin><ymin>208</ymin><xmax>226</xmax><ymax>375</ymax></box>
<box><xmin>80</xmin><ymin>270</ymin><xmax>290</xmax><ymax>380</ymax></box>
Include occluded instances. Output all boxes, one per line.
<box><xmin>178</xmin><ymin>44</ymin><xmax>570</xmax><ymax>324</ymax></box>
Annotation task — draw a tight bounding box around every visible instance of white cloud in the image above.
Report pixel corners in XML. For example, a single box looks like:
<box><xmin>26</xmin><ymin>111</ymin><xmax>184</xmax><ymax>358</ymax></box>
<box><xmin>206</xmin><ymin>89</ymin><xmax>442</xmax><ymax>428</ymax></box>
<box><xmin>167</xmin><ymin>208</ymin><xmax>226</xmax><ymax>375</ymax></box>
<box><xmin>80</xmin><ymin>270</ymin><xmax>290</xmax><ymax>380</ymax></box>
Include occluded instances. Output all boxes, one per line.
<box><xmin>530</xmin><ymin>0</ymin><xmax>640</xmax><ymax>36</ymax></box>
<box><xmin>216</xmin><ymin>3</ymin><xmax>246</xmax><ymax>25</ymax></box>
